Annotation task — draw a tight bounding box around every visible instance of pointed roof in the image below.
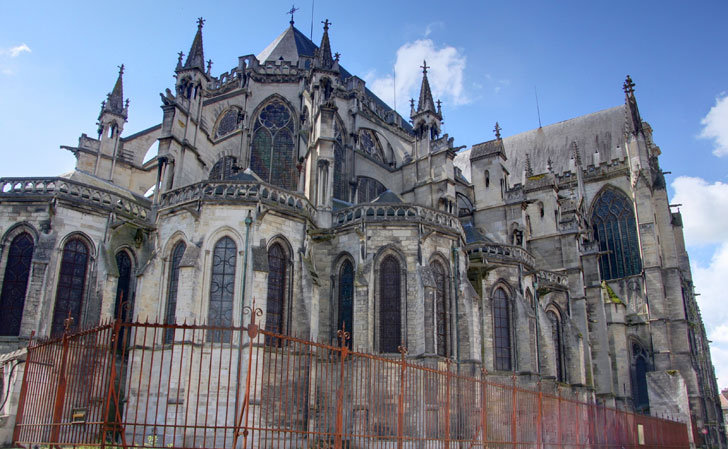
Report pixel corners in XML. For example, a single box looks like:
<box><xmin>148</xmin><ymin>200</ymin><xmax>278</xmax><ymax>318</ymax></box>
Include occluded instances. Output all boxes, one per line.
<box><xmin>182</xmin><ymin>17</ymin><xmax>205</xmax><ymax>71</ymax></box>
<box><xmin>416</xmin><ymin>60</ymin><xmax>437</xmax><ymax>115</ymax></box>
<box><xmin>100</xmin><ymin>64</ymin><xmax>127</xmax><ymax>119</ymax></box>
<box><xmin>257</xmin><ymin>25</ymin><xmax>318</xmax><ymax>63</ymax></box>
<box><xmin>372</xmin><ymin>190</ymin><xmax>404</xmax><ymax>204</ymax></box>
<box><xmin>317</xmin><ymin>19</ymin><xmax>334</xmax><ymax>69</ymax></box>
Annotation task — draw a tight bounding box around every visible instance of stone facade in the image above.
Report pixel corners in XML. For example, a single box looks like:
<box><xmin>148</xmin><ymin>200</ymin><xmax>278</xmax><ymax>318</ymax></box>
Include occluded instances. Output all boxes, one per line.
<box><xmin>0</xmin><ymin>18</ymin><xmax>724</xmax><ymax>448</ymax></box>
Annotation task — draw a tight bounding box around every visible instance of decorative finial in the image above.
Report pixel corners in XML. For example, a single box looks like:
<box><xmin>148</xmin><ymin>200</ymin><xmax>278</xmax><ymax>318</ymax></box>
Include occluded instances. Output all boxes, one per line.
<box><xmin>118</xmin><ymin>64</ymin><xmax>125</xmax><ymax>76</ymax></box>
<box><xmin>494</xmin><ymin>122</ymin><xmax>502</xmax><ymax>140</ymax></box>
<box><xmin>125</xmin><ymin>99</ymin><xmax>130</xmax><ymax>109</ymax></box>
<box><xmin>623</xmin><ymin>75</ymin><xmax>635</xmax><ymax>96</ymax></box>
<box><xmin>334</xmin><ymin>52</ymin><xmax>340</xmax><ymax>62</ymax></box>
<box><xmin>322</xmin><ymin>18</ymin><xmax>331</xmax><ymax>31</ymax></box>
<box><xmin>410</xmin><ymin>98</ymin><xmax>415</xmax><ymax>109</ymax></box>
<box><xmin>196</xmin><ymin>17</ymin><xmax>205</xmax><ymax>30</ymax></box>
<box><xmin>206</xmin><ymin>59</ymin><xmax>213</xmax><ymax>74</ymax></box>
<box><xmin>420</xmin><ymin>60</ymin><xmax>430</xmax><ymax>75</ymax></box>
<box><xmin>287</xmin><ymin>5</ymin><xmax>299</xmax><ymax>25</ymax></box>
<box><xmin>177</xmin><ymin>51</ymin><xmax>184</xmax><ymax>65</ymax></box>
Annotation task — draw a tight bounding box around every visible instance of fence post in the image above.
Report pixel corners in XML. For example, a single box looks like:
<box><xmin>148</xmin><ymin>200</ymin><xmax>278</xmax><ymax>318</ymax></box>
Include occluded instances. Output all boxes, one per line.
<box><xmin>557</xmin><ymin>387</ymin><xmax>562</xmax><ymax>448</ymax></box>
<box><xmin>12</xmin><ymin>331</ymin><xmax>34</xmax><ymax>445</ymax></box>
<box><xmin>396</xmin><ymin>346</ymin><xmax>408</xmax><ymax>449</ymax></box>
<box><xmin>335</xmin><ymin>326</ymin><xmax>351</xmax><ymax>449</ymax></box>
<box><xmin>445</xmin><ymin>358</ymin><xmax>453</xmax><ymax>449</ymax></box>
<box><xmin>480</xmin><ymin>368</ymin><xmax>487</xmax><ymax>447</ymax></box>
<box><xmin>232</xmin><ymin>302</ymin><xmax>263</xmax><ymax>449</ymax></box>
<box><xmin>537</xmin><ymin>380</ymin><xmax>543</xmax><ymax>449</ymax></box>
<box><xmin>511</xmin><ymin>374</ymin><xmax>517</xmax><ymax>448</ymax></box>
<box><xmin>50</xmin><ymin>317</ymin><xmax>73</xmax><ymax>447</ymax></box>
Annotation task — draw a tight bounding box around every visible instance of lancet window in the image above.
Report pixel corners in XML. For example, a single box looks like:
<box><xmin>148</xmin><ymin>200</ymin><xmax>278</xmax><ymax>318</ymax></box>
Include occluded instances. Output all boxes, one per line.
<box><xmin>337</xmin><ymin>259</ymin><xmax>354</xmax><ymax>346</ymax></box>
<box><xmin>52</xmin><ymin>238</ymin><xmax>89</xmax><ymax>336</ymax></box>
<box><xmin>0</xmin><ymin>232</ymin><xmax>34</xmax><ymax>336</ymax></box>
<box><xmin>250</xmin><ymin>99</ymin><xmax>297</xmax><ymax>190</ymax></box>
<box><xmin>379</xmin><ymin>255</ymin><xmax>401</xmax><ymax>353</ymax></box>
<box><xmin>207</xmin><ymin>237</ymin><xmax>236</xmax><ymax>342</ymax></box>
<box><xmin>547</xmin><ymin>309</ymin><xmax>564</xmax><ymax>382</ymax></box>
<box><xmin>632</xmin><ymin>342</ymin><xmax>651</xmax><ymax>412</ymax></box>
<box><xmin>265</xmin><ymin>242</ymin><xmax>289</xmax><ymax>345</ymax></box>
<box><xmin>591</xmin><ymin>188</ymin><xmax>642</xmax><ymax>280</ymax></box>
<box><xmin>493</xmin><ymin>287</ymin><xmax>511</xmax><ymax>371</ymax></box>
<box><xmin>432</xmin><ymin>261</ymin><xmax>449</xmax><ymax>357</ymax></box>
<box><xmin>114</xmin><ymin>251</ymin><xmax>133</xmax><ymax>321</ymax></box>
<box><xmin>164</xmin><ymin>241</ymin><xmax>186</xmax><ymax>343</ymax></box>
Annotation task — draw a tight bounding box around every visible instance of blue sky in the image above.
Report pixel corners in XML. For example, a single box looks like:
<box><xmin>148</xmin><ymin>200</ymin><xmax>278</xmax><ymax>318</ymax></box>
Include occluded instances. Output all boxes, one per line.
<box><xmin>2</xmin><ymin>1</ymin><xmax>728</xmax><ymax>386</ymax></box>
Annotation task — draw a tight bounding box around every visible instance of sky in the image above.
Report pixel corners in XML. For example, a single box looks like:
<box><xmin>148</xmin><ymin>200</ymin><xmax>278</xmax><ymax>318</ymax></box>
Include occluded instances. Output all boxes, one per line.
<box><xmin>2</xmin><ymin>1</ymin><xmax>728</xmax><ymax>386</ymax></box>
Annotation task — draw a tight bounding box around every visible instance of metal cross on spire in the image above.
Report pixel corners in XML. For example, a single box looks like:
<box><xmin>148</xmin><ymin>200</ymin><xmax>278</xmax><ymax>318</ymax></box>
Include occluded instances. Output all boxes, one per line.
<box><xmin>196</xmin><ymin>17</ymin><xmax>205</xmax><ymax>29</ymax></box>
<box><xmin>334</xmin><ymin>52</ymin><xmax>341</xmax><ymax>62</ymax></box>
<box><xmin>494</xmin><ymin>122</ymin><xmax>502</xmax><ymax>140</ymax></box>
<box><xmin>117</xmin><ymin>64</ymin><xmax>125</xmax><ymax>76</ymax></box>
<box><xmin>420</xmin><ymin>60</ymin><xmax>430</xmax><ymax>75</ymax></box>
<box><xmin>322</xmin><ymin>18</ymin><xmax>331</xmax><ymax>31</ymax></box>
<box><xmin>623</xmin><ymin>75</ymin><xmax>635</xmax><ymax>96</ymax></box>
<box><xmin>287</xmin><ymin>5</ymin><xmax>299</xmax><ymax>25</ymax></box>
<box><xmin>206</xmin><ymin>59</ymin><xmax>213</xmax><ymax>74</ymax></box>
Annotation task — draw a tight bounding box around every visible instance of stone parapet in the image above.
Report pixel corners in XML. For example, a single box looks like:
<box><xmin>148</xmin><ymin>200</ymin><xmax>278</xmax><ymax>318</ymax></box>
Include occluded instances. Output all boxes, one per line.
<box><xmin>332</xmin><ymin>203</ymin><xmax>463</xmax><ymax>235</ymax></box>
<box><xmin>467</xmin><ymin>242</ymin><xmax>536</xmax><ymax>269</ymax></box>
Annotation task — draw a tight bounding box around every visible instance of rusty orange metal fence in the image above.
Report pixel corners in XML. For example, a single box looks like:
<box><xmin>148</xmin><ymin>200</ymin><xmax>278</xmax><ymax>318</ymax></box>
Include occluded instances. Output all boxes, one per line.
<box><xmin>14</xmin><ymin>308</ymin><xmax>690</xmax><ymax>449</ymax></box>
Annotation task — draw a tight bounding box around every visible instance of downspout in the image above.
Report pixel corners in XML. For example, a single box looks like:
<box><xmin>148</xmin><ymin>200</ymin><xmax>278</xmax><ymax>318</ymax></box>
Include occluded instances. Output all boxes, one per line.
<box><xmin>234</xmin><ymin>211</ymin><xmax>254</xmax><ymax>420</ymax></box>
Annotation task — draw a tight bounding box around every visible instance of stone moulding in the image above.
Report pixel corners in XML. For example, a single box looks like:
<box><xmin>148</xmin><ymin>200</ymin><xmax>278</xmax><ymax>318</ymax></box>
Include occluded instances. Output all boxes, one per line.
<box><xmin>332</xmin><ymin>203</ymin><xmax>463</xmax><ymax>235</ymax></box>
<box><xmin>0</xmin><ymin>177</ymin><xmax>150</xmax><ymax>222</ymax></box>
<box><xmin>159</xmin><ymin>180</ymin><xmax>316</xmax><ymax>218</ymax></box>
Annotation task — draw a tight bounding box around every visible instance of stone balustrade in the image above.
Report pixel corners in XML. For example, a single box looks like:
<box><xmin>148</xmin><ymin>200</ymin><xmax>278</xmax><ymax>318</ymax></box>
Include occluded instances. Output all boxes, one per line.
<box><xmin>159</xmin><ymin>181</ymin><xmax>316</xmax><ymax>218</ymax></box>
<box><xmin>535</xmin><ymin>269</ymin><xmax>570</xmax><ymax>289</ymax></box>
<box><xmin>467</xmin><ymin>243</ymin><xmax>536</xmax><ymax>268</ymax></box>
<box><xmin>0</xmin><ymin>177</ymin><xmax>150</xmax><ymax>222</ymax></box>
<box><xmin>332</xmin><ymin>203</ymin><xmax>463</xmax><ymax>235</ymax></box>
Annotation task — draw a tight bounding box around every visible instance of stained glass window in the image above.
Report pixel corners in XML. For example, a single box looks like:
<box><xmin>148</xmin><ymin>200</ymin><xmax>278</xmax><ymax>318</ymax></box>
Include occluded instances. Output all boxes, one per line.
<box><xmin>357</xmin><ymin>177</ymin><xmax>386</xmax><ymax>203</ymax></box>
<box><xmin>208</xmin><ymin>237</ymin><xmax>236</xmax><ymax>342</ymax></box>
<box><xmin>493</xmin><ymin>288</ymin><xmax>511</xmax><ymax>371</ymax></box>
<box><xmin>251</xmin><ymin>100</ymin><xmax>297</xmax><ymax>190</ymax></box>
<box><xmin>214</xmin><ymin>108</ymin><xmax>240</xmax><ymax>139</ymax></box>
<box><xmin>358</xmin><ymin>129</ymin><xmax>384</xmax><ymax>162</ymax></box>
<box><xmin>0</xmin><ymin>232</ymin><xmax>34</xmax><ymax>336</ymax></box>
<box><xmin>52</xmin><ymin>238</ymin><xmax>89</xmax><ymax>336</ymax></box>
<box><xmin>432</xmin><ymin>261</ymin><xmax>448</xmax><ymax>357</ymax></box>
<box><xmin>209</xmin><ymin>156</ymin><xmax>238</xmax><ymax>180</ymax></box>
<box><xmin>379</xmin><ymin>256</ymin><xmax>401</xmax><ymax>353</ymax></box>
<box><xmin>333</xmin><ymin>120</ymin><xmax>348</xmax><ymax>201</ymax></box>
<box><xmin>164</xmin><ymin>242</ymin><xmax>185</xmax><ymax>343</ymax></box>
<box><xmin>338</xmin><ymin>260</ymin><xmax>354</xmax><ymax>347</ymax></box>
<box><xmin>265</xmin><ymin>243</ymin><xmax>288</xmax><ymax>346</ymax></box>
<box><xmin>547</xmin><ymin>310</ymin><xmax>563</xmax><ymax>381</ymax></box>
<box><xmin>592</xmin><ymin>189</ymin><xmax>642</xmax><ymax>280</ymax></box>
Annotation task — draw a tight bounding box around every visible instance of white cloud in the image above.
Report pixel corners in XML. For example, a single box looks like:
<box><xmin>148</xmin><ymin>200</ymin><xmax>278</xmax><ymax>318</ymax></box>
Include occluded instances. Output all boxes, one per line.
<box><xmin>365</xmin><ymin>39</ymin><xmax>468</xmax><ymax>115</ymax></box>
<box><xmin>1</xmin><ymin>43</ymin><xmax>31</xmax><ymax>58</ymax></box>
<box><xmin>671</xmin><ymin>176</ymin><xmax>728</xmax><ymax>246</ymax></box>
<box><xmin>699</xmin><ymin>93</ymin><xmax>728</xmax><ymax>157</ymax></box>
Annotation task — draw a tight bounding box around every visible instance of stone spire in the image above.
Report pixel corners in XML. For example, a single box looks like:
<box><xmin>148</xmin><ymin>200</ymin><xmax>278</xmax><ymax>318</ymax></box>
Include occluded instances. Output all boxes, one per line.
<box><xmin>317</xmin><ymin>19</ymin><xmax>334</xmax><ymax>69</ymax></box>
<box><xmin>416</xmin><ymin>60</ymin><xmax>438</xmax><ymax>115</ymax></box>
<box><xmin>100</xmin><ymin>64</ymin><xmax>128</xmax><ymax>120</ymax></box>
<box><xmin>182</xmin><ymin>17</ymin><xmax>206</xmax><ymax>71</ymax></box>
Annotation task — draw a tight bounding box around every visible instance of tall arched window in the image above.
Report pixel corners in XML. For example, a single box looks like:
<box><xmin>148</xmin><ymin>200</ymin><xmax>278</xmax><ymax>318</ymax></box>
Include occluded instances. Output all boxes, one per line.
<box><xmin>432</xmin><ymin>261</ymin><xmax>449</xmax><ymax>357</ymax></box>
<box><xmin>379</xmin><ymin>255</ymin><xmax>401</xmax><ymax>353</ymax></box>
<box><xmin>338</xmin><ymin>260</ymin><xmax>354</xmax><ymax>346</ymax></box>
<box><xmin>358</xmin><ymin>128</ymin><xmax>384</xmax><ymax>162</ymax></box>
<box><xmin>333</xmin><ymin>119</ymin><xmax>348</xmax><ymax>201</ymax></box>
<box><xmin>592</xmin><ymin>188</ymin><xmax>642</xmax><ymax>280</ymax></box>
<box><xmin>208</xmin><ymin>237</ymin><xmax>236</xmax><ymax>342</ymax></box>
<box><xmin>493</xmin><ymin>288</ymin><xmax>511</xmax><ymax>371</ymax></box>
<box><xmin>250</xmin><ymin>99</ymin><xmax>297</xmax><ymax>190</ymax></box>
<box><xmin>266</xmin><ymin>242</ymin><xmax>288</xmax><ymax>345</ymax></box>
<box><xmin>164</xmin><ymin>241</ymin><xmax>186</xmax><ymax>343</ymax></box>
<box><xmin>547</xmin><ymin>309</ymin><xmax>564</xmax><ymax>382</ymax></box>
<box><xmin>356</xmin><ymin>177</ymin><xmax>386</xmax><ymax>203</ymax></box>
<box><xmin>0</xmin><ymin>232</ymin><xmax>34</xmax><ymax>336</ymax></box>
<box><xmin>632</xmin><ymin>342</ymin><xmax>651</xmax><ymax>413</ymax></box>
<box><xmin>114</xmin><ymin>251</ymin><xmax>133</xmax><ymax>321</ymax></box>
<box><xmin>52</xmin><ymin>238</ymin><xmax>89</xmax><ymax>336</ymax></box>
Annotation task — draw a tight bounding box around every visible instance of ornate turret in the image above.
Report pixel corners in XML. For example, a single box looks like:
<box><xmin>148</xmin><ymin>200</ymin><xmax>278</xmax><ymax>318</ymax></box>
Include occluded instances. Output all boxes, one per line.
<box><xmin>94</xmin><ymin>64</ymin><xmax>129</xmax><ymax>178</ymax></box>
<box><xmin>315</xmin><ymin>19</ymin><xmax>335</xmax><ymax>70</ymax></box>
<box><xmin>98</xmin><ymin>64</ymin><xmax>128</xmax><ymax>123</ymax></box>
<box><xmin>411</xmin><ymin>61</ymin><xmax>442</xmax><ymax>152</ymax></box>
<box><xmin>415</xmin><ymin>61</ymin><xmax>438</xmax><ymax>116</ymax></box>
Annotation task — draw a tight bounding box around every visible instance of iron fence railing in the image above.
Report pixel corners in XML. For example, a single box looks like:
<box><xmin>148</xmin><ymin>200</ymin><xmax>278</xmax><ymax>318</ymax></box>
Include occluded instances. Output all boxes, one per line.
<box><xmin>13</xmin><ymin>308</ymin><xmax>690</xmax><ymax>449</ymax></box>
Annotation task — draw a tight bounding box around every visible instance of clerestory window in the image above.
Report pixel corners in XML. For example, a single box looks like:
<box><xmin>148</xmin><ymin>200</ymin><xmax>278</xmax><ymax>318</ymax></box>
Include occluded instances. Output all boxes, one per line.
<box><xmin>591</xmin><ymin>188</ymin><xmax>642</xmax><ymax>280</ymax></box>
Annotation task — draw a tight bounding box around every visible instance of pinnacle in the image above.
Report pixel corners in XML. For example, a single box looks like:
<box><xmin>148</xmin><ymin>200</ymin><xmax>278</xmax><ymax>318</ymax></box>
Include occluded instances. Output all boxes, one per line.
<box><xmin>182</xmin><ymin>17</ymin><xmax>206</xmax><ymax>71</ymax></box>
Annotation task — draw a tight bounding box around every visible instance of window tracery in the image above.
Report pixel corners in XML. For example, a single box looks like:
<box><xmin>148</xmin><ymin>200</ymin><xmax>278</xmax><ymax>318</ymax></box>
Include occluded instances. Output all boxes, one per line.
<box><xmin>209</xmin><ymin>156</ymin><xmax>238</xmax><ymax>181</ymax></box>
<box><xmin>208</xmin><ymin>237</ymin><xmax>236</xmax><ymax>342</ymax></box>
<box><xmin>358</xmin><ymin>128</ymin><xmax>384</xmax><ymax>162</ymax></box>
<box><xmin>379</xmin><ymin>255</ymin><xmax>401</xmax><ymax>353</ymax></box>
<box><xmin>250</xmin><ymin>99</ymin><xmax>297</xmax><ymax>190</ymax></box>
<box><xmin>214</xmin><ymin>108</ymin><xmax>241</xmax><ymax>140</ymax></box>
<box><xmin>547</xmin><ymin>309</ymin><xmax>564</xmax><ymax>381</ymax></box>
<box><xmin>52</xmin><ymin>238</ymin><xmax>89</xmax><ymax>336</ymax></box>
<box><xmin>592</xmin><ymin>188</ymin><xmax>642</xmax><ymax>280</ymax></box>
<box><xmin>0</xmin><ymin>232</ymin><xmax>34</xmax><ymax>336</ymax></box>
<box><xmin>265</xmin><ymin>242</ymin><xmax>289</xmax><ymax>346</ymax></box>
<box><xmin>356</xmin><ymin>176</ymin><xmax>386</xmax><ymax>203</ymax></box>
